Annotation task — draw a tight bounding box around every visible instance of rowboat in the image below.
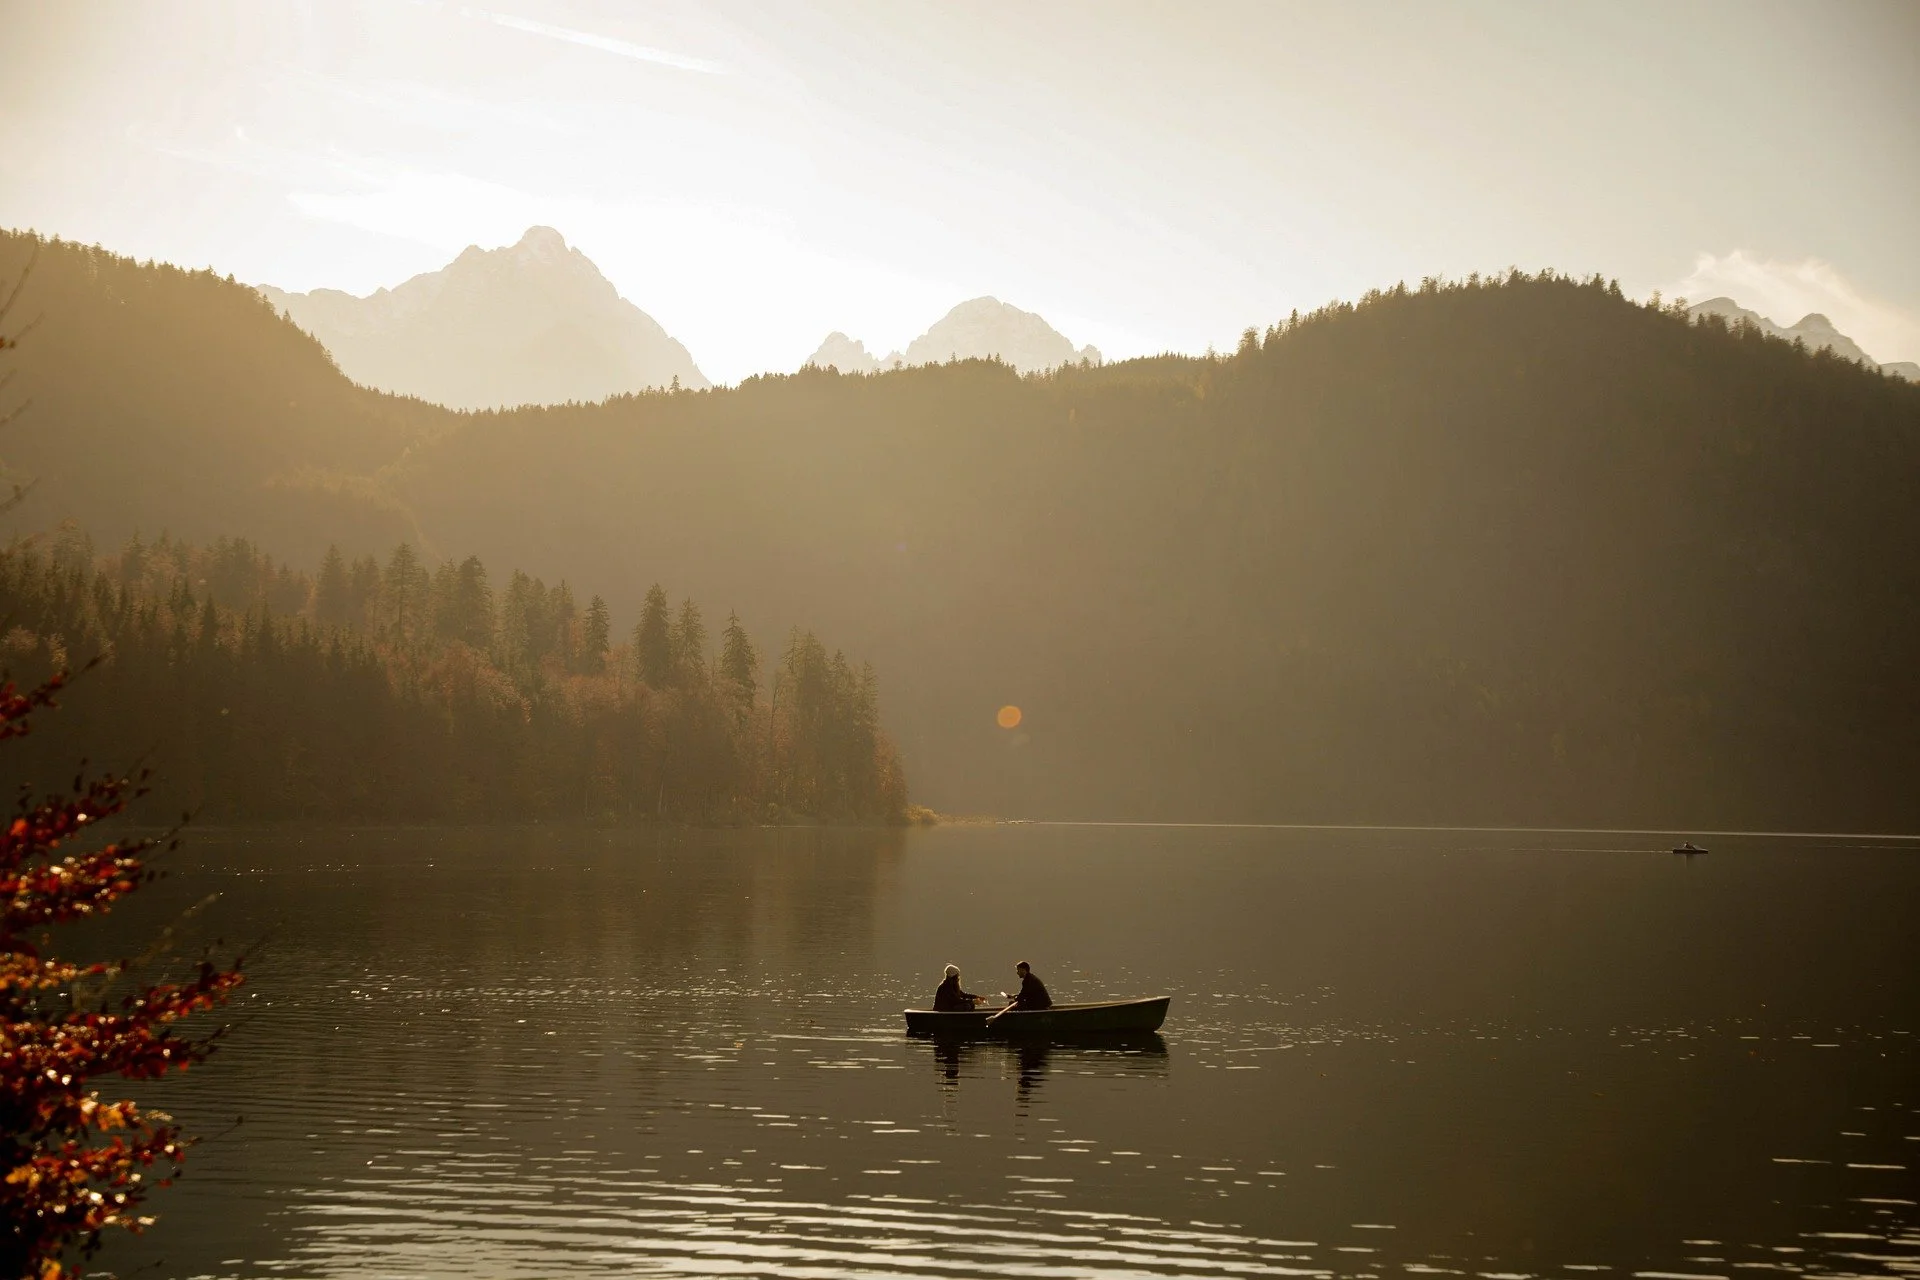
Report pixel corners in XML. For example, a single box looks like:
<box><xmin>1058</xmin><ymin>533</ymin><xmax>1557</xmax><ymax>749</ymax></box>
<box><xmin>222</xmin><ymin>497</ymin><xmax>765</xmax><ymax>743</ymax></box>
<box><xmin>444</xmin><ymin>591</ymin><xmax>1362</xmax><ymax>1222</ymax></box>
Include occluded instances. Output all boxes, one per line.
<box><xmin>903</xmin><ymin>996</ymin><xmax>1170</xmax><ymax>1038</ymax></box>
<box><xmin>1672</xmin><ymin>841</ymin><xmax>1709</xmax><ymax>855</ymax></box>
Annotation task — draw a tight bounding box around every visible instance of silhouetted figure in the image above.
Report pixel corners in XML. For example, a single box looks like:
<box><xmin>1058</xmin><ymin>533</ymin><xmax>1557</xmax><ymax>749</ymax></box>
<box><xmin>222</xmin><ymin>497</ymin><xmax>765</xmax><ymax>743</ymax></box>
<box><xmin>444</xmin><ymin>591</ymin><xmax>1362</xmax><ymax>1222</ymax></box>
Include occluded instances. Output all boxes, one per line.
<box><xmin>933</xmin><ymin>964</ymin><xmax>982</xmax><ymax>1011</ymax></box>
<box><xmin>1008</xmin><ymin>960</ymin><xmax>1052</xmax><ymax>1010</ymax></box>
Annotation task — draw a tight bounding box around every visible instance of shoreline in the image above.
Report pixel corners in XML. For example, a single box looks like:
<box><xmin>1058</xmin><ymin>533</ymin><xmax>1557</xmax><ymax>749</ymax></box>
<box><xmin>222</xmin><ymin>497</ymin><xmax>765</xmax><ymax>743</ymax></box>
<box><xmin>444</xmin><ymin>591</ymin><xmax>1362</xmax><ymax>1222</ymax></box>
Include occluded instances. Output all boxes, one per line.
<box><xmin>90</xmin><ymin>816</ymin><xmax>1920</xmax><ymax>839</ymax></box>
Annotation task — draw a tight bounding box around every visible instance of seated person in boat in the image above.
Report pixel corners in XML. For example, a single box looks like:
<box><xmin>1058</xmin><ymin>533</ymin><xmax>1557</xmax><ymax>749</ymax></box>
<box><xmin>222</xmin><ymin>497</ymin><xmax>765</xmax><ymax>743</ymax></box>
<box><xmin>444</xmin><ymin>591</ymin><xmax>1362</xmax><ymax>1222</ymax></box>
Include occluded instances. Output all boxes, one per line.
<box><xmin>933</xmin><ymin>964</ymin><xmax>984</xmax><ymax>1011</ymax></box>
<box><xmin>1007</xmin><ymin>960</ymin><xmax>1053</xmax><ymax>1011</ymax></box>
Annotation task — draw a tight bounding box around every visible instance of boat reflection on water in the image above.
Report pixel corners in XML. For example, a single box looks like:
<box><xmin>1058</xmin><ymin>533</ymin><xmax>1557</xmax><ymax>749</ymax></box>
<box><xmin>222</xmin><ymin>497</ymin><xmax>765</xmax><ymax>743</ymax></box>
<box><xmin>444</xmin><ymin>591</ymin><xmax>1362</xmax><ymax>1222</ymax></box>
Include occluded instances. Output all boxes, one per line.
<box><xmin>923</xmin><ymin>1031</ymin><xmax>1170</xmax><ymax>1097</ymax></box>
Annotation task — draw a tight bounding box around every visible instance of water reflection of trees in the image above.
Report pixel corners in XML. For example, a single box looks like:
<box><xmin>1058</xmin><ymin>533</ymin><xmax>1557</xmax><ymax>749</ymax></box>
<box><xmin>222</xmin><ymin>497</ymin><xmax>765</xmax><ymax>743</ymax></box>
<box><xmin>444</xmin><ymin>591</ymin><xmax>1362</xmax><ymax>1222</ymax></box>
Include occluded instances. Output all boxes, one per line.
<box><xmin>103</xmin><ymin>825</ymin><xmax>911</xmax><ymax>1146</ymax></box>
<box><xmin>94</xmin><ymin>824</ymin><xmax>913</xmax><ymax>1273</ymax></box>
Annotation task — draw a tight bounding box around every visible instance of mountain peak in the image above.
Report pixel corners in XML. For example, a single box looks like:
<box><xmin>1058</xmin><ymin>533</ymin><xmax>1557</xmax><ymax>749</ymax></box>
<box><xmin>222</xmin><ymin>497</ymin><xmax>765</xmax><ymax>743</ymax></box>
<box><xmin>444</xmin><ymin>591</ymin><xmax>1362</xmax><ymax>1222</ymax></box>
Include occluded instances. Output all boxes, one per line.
<box><xmin>815</xmin><ymin>297</ymin><xmax>1102</xmax><ymax>376</ymax></box>
<box><xmin>514</xmin><ymin>225</ymin><xmax>570</xmax><ymax>257</ymax></box>
<box><xmin>257</xmin><ymin>233</ymin><xmax>709</xmax><ymax>408</ymax></box>
<box><xmin>908</xmin><ymin>297</ymin><xmax>1101</xmax><ymax>372</ymax></box>
<box><xmin>1689</xmin><ymin>295</ymin><xmax>1913</xmax><ymax>381</ymax></box>
<box><xmin>803</xmin><ymin>332</ymin><xmax>881</xmax><ymax>374</ymax></box>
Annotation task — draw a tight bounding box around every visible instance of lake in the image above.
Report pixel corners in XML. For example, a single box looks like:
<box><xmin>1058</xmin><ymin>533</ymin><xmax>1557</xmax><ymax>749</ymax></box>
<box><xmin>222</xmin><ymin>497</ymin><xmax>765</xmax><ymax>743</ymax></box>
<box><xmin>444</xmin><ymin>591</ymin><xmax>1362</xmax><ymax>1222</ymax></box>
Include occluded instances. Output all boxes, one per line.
<box><xmin>89</xmin><ymin>824</ymin><xmax>1917</xmax><ymax>1278</ymax></box>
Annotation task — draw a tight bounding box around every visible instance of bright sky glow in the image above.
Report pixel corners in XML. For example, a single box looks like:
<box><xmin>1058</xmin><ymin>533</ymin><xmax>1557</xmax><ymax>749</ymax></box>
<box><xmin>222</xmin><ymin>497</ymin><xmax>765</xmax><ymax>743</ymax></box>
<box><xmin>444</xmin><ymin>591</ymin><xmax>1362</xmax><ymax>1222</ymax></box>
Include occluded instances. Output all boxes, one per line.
<box><xmin>2</xmin><ymin>0</ymin><xmax>1916</xmax><ymax>381</ymax></box>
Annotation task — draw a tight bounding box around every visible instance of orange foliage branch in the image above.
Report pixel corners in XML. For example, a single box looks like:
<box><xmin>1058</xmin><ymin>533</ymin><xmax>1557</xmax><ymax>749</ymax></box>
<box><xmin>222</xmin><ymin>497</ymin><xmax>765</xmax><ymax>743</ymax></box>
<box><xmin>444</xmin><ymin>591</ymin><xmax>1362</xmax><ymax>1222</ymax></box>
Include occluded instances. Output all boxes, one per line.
<box><xmin>1</xmin><ymin>671</ymin><xmax>243</xmax><ymax>1278</ymax></box>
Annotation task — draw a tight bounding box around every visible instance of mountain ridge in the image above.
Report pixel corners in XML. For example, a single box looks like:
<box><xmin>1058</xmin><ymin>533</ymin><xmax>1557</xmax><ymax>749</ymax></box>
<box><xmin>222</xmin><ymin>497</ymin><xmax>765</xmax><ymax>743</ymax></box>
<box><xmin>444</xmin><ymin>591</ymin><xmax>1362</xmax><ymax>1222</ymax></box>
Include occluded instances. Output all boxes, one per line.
<box><xmin>1687</xmin><ymin>295</ymin><xmax>1915</xmax><ymax>380</ymax></box>
<box><xmin>259</xmin><ymin>227</ymin><xmax>709</xmax><ymax>410</ymax></box>
<box><xmin>9</xmin><ymin>230</ymin><xmax>1920</xmax><ymax>829</ymax></box>
<box><xmin>805</xmin><ymin>296</ymin><xmax>1100</xmax><ymax>375</ymax></box>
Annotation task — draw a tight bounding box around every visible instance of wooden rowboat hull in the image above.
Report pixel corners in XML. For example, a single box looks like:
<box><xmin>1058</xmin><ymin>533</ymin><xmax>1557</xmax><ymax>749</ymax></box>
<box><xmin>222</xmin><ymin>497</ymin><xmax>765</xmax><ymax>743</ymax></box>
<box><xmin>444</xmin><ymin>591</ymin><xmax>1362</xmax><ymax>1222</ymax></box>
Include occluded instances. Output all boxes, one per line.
<box><xmin>903</xmin><ymin>996</ymin><xmax>1170</xmax><ymax>1038</ymax></box>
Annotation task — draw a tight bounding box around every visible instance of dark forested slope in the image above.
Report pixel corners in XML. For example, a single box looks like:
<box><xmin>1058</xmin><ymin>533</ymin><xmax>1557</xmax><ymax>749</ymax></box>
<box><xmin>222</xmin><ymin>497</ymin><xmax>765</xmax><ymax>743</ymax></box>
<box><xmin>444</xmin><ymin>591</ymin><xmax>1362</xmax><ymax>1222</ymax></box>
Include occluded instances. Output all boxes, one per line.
<box><xmin>7</xmin><ymin>229</ymin><xmax>1918</xmax><ymax>828</ymax></box>
<box><xmin>0</xmin><ymin>231</ymin><xmax>424</xmax><ymax>560</ymax></box>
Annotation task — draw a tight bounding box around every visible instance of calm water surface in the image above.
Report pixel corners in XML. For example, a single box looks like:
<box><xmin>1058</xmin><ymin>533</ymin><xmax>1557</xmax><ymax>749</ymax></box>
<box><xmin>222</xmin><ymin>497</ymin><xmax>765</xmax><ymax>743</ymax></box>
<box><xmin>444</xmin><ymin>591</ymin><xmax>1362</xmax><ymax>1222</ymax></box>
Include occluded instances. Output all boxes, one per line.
<box><xmin>89</xmin><ymin>825</ymin><xmax>1918</xmax><ymax>1278</ymax></box>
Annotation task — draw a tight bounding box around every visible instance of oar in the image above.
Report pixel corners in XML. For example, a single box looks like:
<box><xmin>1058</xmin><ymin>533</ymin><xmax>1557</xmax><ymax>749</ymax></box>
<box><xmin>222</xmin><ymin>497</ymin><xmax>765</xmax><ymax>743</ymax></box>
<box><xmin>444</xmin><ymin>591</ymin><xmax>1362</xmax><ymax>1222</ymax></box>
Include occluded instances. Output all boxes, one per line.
<box><xmin>984</xmin><ymin>998</ymin><xmax>1020</xmax><ymax>1027</ymax></box>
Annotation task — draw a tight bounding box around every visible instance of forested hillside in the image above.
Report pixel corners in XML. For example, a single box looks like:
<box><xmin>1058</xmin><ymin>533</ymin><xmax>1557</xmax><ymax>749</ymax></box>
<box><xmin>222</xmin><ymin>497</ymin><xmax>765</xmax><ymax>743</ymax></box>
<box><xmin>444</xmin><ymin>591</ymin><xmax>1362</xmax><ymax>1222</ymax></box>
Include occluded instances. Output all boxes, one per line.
<box><xmin>0</xmin><ymin>529</ymin><xmax>907</xmax><ymax>823</ymax></box>
<box><xmin>6</xmin><ymin>228</ymin><xmax>1918</xmax><ymax>828</ymax></box>
<box><xmin>0</xmin><ymin>234</ymin><xmax>429</xmax><ymax>561</ymax></box>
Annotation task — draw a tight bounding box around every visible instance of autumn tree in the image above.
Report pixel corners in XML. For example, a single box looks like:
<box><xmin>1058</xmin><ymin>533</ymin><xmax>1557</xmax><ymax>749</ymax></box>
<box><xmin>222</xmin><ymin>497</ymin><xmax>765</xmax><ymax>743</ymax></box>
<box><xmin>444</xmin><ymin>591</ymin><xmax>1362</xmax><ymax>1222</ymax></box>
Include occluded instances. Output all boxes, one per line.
<box><xmin>0</xmin><ymin>256</ymin><xmax>244</xmax><ymax>1279</ymax></box>
<box><xmin>0</xmin><ymin>537</ymin><xmax>910</xmax><ymax>826</ymax></box>
<box><xmin>0</xmin><ymin>673</ymin><xmax>246</xmax><ymax>1277</ymax></box>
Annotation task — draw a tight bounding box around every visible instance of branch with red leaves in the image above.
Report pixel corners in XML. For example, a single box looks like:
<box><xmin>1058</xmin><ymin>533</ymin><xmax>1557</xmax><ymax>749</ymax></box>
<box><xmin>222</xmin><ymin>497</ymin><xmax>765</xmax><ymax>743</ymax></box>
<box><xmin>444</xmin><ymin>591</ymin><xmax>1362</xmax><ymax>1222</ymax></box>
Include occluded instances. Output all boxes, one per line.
<box><xmin>0</xmin><ymin>670</ymin><xmax>68</xmax><ymax>742</ymax></box>
<box><xmin>2</xmin><ymin>670</ymin><xmax>243</xmax><ymax>1279</ymax></box>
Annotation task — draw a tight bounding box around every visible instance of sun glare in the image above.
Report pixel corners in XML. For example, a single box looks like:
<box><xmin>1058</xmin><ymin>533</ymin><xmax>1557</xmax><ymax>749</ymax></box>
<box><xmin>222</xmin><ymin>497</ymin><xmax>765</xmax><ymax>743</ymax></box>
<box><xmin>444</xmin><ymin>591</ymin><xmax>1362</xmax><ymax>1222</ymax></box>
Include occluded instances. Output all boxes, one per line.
<box><xmin>996</xmin><ymin>705</ymin><xmax>1022</xmax><ymax>729</ymax></box>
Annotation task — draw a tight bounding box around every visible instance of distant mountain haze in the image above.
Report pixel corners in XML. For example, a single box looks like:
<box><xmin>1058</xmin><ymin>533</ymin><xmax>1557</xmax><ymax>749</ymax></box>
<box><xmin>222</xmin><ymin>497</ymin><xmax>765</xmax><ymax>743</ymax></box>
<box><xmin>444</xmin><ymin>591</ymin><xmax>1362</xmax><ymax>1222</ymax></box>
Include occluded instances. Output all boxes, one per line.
<box><xmin>803</xmin><ymin>331</ymin><xmax>882</xmax><ymax>375</ymax></box>
<box><xmin>1687</xmin><ymin>296</ymin><xmax>1916</xmax><ymax>381</ymax></box>
<box><xmin>9</xmin><ymin>230</ymin><xmax>1920</xmax><ymax>830</ymax></box>
<box><xmin>258</xmin><ymin>227</ymin><xmax>709</xmax><ymax>409</ymax></box>
<box><xmin>808</xmin><ymin>297</ymin><xmax>1101</xmax><ymax>376</ymax></box>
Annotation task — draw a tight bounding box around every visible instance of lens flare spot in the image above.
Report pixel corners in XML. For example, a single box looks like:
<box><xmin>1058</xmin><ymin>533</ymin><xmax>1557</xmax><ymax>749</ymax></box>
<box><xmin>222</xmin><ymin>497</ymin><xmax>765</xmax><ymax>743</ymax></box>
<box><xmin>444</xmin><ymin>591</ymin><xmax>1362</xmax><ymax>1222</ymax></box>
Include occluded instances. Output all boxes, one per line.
<box><xmin>996</xmin><ymin>705</ymin><xmax>1022</xmax><ymax>729</ymax></box>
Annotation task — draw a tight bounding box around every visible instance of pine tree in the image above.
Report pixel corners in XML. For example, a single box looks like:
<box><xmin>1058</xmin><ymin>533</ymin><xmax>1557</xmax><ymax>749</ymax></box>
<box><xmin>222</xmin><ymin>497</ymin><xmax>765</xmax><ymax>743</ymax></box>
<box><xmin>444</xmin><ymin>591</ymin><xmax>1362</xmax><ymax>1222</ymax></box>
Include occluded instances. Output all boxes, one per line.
<box><xmin>670</xmin><ymin>598</ymin><xmax>707</xmax><ymax>685</ymax></box>
<box><xmin>582</xmin><ymin>595</ymin><xmax>612</xmax><ymax>674</ymax></box>
<box><xmin>454</xmin><ymin>555</ymin><xmax>494</xmax><ymax>648</ymax></box>
<box><xmin>429</xmin><ymin>560</ymin><xmax>459</xmax><ymax>638</ymax></box>
<box><xmin>380</xmin><ymin>543</ymin><xmax>429</xmax><ymax>645</ymax></box>
<box><xmin>49</xmin><ymin>521</ymin><xmax>93</xmax><ymax>575</ymax></box>
<box><xmin>314</xmin><ymin>544</ymin><xmax>350</xmax><ymax>627</ymax></box>
<box><xmin>633</xmin><ymin>583</ymin><xmax>672</xmax><ymax>688</ymax></box>
<box><xmin>550</xmin><ymin>580</ymin><xmax>578</xmax><ymax>670</ymax></box>
<box><xmin>499</xmin><ymin>570</ymin><xmax>539</xmax><ymax>669</ymax></box>
<box><xmin>119</xmin><ymin>531</ymin><xmax>147</xmax><ymax>587</ymax></box>
<box><xmin>432</xmin><ymin>555</ymin><xmax>494</xmax><ymax>649</ymax></box>
<box><xmin>196</xmin><ymin>592</ymin><xmax>222</xmax><ymax>655</ymax></box>
<box><xmin>0</xmin><ymin>531</ymin><xmax>910</xmax><ymax>827</ymax></box>
<box><xmin>346</xmin><ymin>554</ymin><xmax>380</xmax><ymax>629</ymax></box>
<box><xmin>207</xmin><ymin>535</ymin><xmax>261</xmax><ymax>610</ymax></box>
<box><xmin>720</xmin><ymin>610</ymin><xmax>757</xmax><ymax>714</ymax></box>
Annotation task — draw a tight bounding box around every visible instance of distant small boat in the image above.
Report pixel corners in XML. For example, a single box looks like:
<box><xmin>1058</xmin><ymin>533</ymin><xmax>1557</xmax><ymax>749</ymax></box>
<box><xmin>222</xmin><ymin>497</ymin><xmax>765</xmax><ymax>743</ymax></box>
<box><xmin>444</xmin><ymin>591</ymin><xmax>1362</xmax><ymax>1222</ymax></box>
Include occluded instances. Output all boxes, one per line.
<box><xmin>1672</xmin><ymin>841</ymin><xmax>1708</xmax><ymax>855</ymax></box>
<box><xmin>904</xmin><ymin>997</ymin><xmax>1170</xmax><ymax>1038</ymax></box>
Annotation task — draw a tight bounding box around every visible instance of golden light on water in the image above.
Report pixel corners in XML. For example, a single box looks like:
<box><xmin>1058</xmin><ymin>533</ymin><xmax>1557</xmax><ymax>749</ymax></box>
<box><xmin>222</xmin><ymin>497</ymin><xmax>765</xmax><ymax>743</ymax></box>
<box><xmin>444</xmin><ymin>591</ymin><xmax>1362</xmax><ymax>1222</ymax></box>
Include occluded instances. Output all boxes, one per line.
<box><xmin>996</xmin><ymin>705</ymin><xmax>1022</xmax><ymax>730</ymax></box>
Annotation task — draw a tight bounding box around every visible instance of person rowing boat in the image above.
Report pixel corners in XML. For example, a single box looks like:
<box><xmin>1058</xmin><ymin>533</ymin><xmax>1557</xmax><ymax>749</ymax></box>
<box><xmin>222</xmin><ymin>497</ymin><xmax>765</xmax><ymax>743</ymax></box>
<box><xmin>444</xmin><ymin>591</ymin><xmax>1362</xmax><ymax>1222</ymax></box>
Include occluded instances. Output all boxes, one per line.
<box><xmin>1001</xmin><ymin>961</ymin><xmax>1052</xmax><ymax>1012</ymax></box>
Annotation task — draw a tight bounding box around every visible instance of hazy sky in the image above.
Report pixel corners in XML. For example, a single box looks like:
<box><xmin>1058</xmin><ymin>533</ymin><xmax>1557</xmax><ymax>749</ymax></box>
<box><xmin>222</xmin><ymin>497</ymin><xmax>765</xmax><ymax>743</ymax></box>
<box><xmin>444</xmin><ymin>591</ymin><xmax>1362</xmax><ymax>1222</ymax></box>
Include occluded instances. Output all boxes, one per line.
<box><xmin>3</xmin><ymin>0</ymin><xmax>1917</xmax><ymax>382</ymax></box>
